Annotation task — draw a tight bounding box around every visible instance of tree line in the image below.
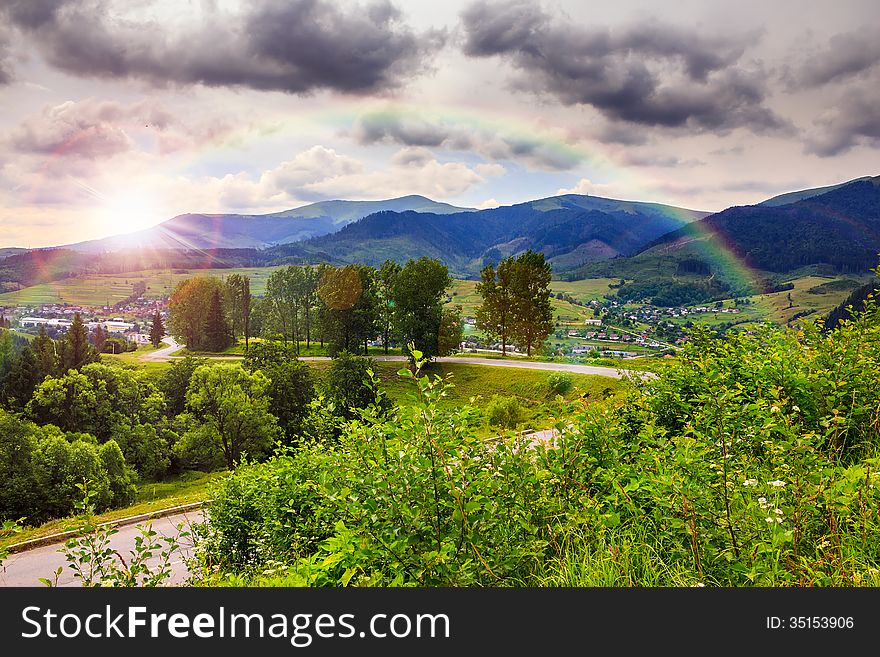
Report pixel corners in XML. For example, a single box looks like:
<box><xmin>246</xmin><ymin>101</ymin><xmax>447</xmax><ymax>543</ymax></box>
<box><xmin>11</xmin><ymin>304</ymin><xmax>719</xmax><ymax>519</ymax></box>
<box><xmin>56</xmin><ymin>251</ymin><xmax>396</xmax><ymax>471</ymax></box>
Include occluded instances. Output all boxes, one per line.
<box><xmin>167</xmin><ymin>257</ymin><xmax>463</xmax><ymax>361</ymax></box>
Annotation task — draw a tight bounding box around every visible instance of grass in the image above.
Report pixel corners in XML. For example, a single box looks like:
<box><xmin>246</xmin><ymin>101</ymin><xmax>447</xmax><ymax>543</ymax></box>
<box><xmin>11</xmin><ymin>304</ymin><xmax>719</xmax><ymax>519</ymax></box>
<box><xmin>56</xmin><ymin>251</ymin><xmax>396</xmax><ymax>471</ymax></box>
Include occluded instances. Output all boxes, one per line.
<box><xmin>0</xmin><ymin>470</ymin><xmax>225</xmax><ymax>550</ymax></box>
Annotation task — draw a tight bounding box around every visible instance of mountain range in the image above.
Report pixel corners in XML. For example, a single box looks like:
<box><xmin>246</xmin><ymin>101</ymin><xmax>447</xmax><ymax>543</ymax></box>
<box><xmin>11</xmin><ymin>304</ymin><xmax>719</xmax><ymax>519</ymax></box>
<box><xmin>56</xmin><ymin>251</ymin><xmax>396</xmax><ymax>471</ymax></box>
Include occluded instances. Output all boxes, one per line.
<box><xmin>2</xmin><ymin>176</ymin><xmax>879</xmax><ymax>305</ymax></box>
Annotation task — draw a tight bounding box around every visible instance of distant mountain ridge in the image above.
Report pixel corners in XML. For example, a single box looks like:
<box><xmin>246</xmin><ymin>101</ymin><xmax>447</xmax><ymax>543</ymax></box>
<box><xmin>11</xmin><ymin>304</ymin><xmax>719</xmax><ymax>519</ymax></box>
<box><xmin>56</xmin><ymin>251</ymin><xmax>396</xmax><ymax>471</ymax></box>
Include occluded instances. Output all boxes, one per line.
<box><xmin>277</xmin><ymin>193</ymin><xmax>709</xmax><ymax>276</ymax></box>
<box><xmin>63</xmin><ymin>195</ymin><xmax>472</xmax><ymax>253</ymax></box>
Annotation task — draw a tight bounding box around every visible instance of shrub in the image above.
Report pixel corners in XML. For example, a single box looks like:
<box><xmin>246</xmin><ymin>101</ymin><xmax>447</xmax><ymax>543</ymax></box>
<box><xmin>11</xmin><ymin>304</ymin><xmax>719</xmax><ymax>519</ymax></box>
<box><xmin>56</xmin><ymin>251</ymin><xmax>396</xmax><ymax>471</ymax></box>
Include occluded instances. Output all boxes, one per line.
<box><xmin>547</xmin><ymin>372</ymin><xmax>573</xmax><ymax>395</ymax></box>
<box><xmin>486</xmin><ymin>395</ymin><xmax>523</xmax><ymax>430</ymax></box>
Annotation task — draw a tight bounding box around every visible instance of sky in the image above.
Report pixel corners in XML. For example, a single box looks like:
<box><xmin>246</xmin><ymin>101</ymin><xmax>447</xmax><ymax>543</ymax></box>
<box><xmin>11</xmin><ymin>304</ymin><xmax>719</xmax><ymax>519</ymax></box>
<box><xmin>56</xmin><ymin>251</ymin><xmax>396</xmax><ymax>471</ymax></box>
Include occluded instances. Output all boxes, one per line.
<box><xmin>0</xmin><ymin>0</ymin><xmax>879</xmax><ymax>248</ymax></box>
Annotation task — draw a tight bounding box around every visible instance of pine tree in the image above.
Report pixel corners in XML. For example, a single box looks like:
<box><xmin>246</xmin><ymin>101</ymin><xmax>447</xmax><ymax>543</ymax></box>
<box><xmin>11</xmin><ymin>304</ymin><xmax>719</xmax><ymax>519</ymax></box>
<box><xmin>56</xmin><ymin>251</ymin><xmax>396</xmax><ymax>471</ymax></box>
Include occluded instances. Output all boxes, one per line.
<box><xmin>92</xmin><ymin>324</ymin><xmax>107</xmax><ymax>353</ymax></box>
<box><xmin>60</xmin><ymin>313</ymin><xmax>95</xmax><ymax>371</ymax></box>
<box><xmin>33</xmin><ymin>323</ymin><xmax>57</xmax><ymax>377</ymax></box>
<box><xmin>205</xmin><ymin>289</ymin><xmax>231</xmax><ymax>352</ymax></box>
<box><xmin>150</xmin><ymin>311</ymin><xmax>165</xmax><ymax>348</ymax></box>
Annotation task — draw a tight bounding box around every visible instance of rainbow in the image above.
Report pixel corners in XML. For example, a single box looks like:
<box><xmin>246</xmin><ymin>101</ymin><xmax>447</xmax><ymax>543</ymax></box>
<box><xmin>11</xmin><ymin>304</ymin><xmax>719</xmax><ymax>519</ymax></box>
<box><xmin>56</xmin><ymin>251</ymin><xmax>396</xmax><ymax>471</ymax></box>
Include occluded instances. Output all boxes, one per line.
<box><xmin>14</xmin><ymin>98</ymin><xmax>769</xmax><ymax>302</ymax></box>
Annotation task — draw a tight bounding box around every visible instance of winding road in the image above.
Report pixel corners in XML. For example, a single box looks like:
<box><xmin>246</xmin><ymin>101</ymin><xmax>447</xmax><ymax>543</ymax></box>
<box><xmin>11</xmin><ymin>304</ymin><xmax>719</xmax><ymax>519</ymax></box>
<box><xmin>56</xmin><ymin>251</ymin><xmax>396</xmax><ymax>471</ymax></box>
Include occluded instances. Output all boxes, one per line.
<box><xmin>0</xmin><ymin>510</ymin><xmax>203</xmax><ymax>587</ymax></box>
<box><xmin>142</xmin><ymin>338</ymin><xmax>648</xmax><ymax>379</ymax></box>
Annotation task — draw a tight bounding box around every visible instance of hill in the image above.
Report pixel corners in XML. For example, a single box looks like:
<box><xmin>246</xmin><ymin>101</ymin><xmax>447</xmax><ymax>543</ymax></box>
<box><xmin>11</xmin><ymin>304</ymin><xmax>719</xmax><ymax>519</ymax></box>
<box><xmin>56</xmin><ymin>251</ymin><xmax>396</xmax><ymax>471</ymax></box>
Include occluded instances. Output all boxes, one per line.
<box><xmin>281</xmin><ymin>194</ymin><xmax>708</xmax><ymax>276</ymax></box>
<box><xmin>63</xmin><ymin>195</ymin><xmax>471</xmax><ymax>253</ymax></box>
<box><xmin>758</xmin><ymin>176</ymin><xmax>876</xmax><ymax>206</ymax></box>
<box><xmin>565</xmin><ymin>177</ymin><xmax>880</xmax><ymax>306</ymax></box>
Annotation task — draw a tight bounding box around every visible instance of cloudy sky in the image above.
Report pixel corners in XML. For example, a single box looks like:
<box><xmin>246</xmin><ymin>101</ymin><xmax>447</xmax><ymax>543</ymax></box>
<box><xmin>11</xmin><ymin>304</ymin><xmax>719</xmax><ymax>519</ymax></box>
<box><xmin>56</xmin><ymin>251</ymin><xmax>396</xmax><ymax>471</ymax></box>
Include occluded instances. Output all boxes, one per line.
<box><xmin>1</xmin><ymin>0</ymin><xmax>878</xmax><ymax>248</ymax></box>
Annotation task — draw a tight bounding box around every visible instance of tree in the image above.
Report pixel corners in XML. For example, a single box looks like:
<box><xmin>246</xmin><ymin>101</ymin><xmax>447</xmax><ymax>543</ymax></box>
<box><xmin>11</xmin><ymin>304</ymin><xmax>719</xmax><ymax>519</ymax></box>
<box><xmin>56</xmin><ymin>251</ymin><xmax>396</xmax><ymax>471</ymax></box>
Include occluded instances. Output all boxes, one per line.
<box><xmin>59</xmin><ymin>313</ymin><xmax>97</xmax><ymax>371</ymax></box>
<box><xmin>225</xmin><ymin>274</ymin><xmax>252</xmax><ymax>351</ymax></box>
<box><xmin>265</xmin><ymin>266</ymin><xmax>299</xmax><ymax>347</ymax></box>
<box><xmin>318</xmin><ymin>265</ymin><xmax>379</xmax><ymax>356</ymax></box>
<box><xmin>325</xmin><ymin>352</ymin><xmax>387</xmax><ymax>421</ymax></box>
<box><xmin>2</xmin><ymin>346</ymin><xmax>40</xmax><ymax>409</ymax></box>
<box><xmin>377</xmin><ymin>260</ymin><xmax>402</xmax><ymax>354</ymax></box>
<box><xmin>92</xmin><ymin>324</ymin><xmax>107</xmax><ymax>354</ymax></box>
<box><xmin>509</xmin><ymin>250</ymin><xmax>554</xmax><ymax>356</ymax></box>
<box><xmin>159</xmin><ymin>356</ymin><xmax>207</xmax><ymax>419</ymax></box>
<box><xmin>33</xmin><ymin>324</ymin><xmax>57</xmax><ymax>378</ymax></box>
<box><xmin>205</xmin><ymin>288</ymin><xmax>232</xmax><ymax>352</ymax></box>
<box><xmin>392</xmin><ymin>257</ymin><xmax>451</xmax><ymax>362</ymax></box>
<box><xmin>438</xmin><ymin>305</ymin><xmax>464</xmax><ymax>357</ymax></box>
<box><xmin>475</xmin><ymin>259</ymin><xmax>515</xmax><ymax>356</ymax></box>
<box><xmin>243</xmin><ymin>353</ymin><xmax>316</xmax><ymax>444</ymax></box>
<box><xmin>477</xmin><ymin>251</ymin><xmax>554</xmax><ymax>357</ymax></box>
<box><xmin>149</xmin><ymin>311</ymin><xmax>165</xmax><ymax>349</ymax></box>
<box><xmin>176</xmin><ymin>365</ymin><xmax>281</xmax><ymax>470</ymax></box>
<box><xmin>168</xmin><ymin>276</ymin><xmax>228</xmax><ymax>351</ymax></box>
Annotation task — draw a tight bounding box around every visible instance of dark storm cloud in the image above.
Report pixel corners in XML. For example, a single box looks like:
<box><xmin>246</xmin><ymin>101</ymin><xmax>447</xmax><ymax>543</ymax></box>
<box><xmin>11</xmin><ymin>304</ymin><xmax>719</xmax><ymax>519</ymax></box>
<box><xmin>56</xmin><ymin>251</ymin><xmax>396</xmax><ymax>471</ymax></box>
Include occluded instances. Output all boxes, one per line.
<box><xmin>353</xmin><ymin>112</ymin><xmax>582</xmax><ymax>170</ymax></box>
<box><xmin>1</xmin><ymin>0</ymin><xmax>443</xmax><ymax>94</ymax></box>
<box><xmin>786</xmin><ymin>27</ymin><xmax>880</xmax><ymax>89</ymax></box>
<box><xmin>459</xmin><ymin>0</ymin><xmax>789</xmax><ymax>134</ymax></box>
<box><xmin>806</xmin><ymin>88</ymin><xmax>880</xmax><ymax>156</ymax></box>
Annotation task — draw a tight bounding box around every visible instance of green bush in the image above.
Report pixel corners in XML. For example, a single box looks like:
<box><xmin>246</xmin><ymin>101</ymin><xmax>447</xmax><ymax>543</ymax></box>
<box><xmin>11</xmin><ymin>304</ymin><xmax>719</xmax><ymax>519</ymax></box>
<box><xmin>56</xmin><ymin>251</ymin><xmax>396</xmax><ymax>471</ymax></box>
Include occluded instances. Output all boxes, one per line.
<box><xmin>486</xmin><ymin>395</ymin><xmax>523</xmax><ymax>430</ymax></box>
<box><xmin>547</xmin><ymin>372</ymin><xmax>573</xmax><ymax>395</ymax></box>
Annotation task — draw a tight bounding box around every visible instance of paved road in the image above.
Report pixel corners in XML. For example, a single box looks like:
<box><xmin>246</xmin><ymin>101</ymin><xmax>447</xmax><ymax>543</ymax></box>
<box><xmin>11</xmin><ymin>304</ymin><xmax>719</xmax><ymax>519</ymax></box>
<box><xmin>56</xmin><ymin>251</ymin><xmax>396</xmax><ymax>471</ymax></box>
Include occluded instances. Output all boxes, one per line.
<box><xmin>142</xmin><ymin>339</ymin><xmax>645</xmax><ymax>379</ymax></box>
<box><xmin>0</xmin><ymin>510</ymin><xmax>203</xmax><ymax>587</ymax></box>
<box><xmin>140</xmin><ymin>336</ymin><xmax>183</xmax><ymax>362</ymax></box>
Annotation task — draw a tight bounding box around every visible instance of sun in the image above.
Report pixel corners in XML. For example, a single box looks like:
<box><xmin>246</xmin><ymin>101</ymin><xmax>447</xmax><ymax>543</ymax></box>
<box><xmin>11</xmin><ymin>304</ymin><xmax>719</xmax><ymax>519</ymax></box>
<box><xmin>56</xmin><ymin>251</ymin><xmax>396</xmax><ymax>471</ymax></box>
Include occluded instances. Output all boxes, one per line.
<box><xmin>96</xmin><ymin>190</ymin><xmax>165</xmax><ymax>236</ymax></box>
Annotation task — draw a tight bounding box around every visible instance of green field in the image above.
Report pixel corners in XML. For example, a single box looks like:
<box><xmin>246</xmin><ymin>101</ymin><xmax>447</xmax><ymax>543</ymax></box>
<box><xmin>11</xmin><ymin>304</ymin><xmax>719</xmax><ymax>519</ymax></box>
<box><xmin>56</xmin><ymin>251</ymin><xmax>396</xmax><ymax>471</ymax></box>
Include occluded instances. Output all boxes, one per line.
<box><xmin>0</xmin><ymin>266</ymin><xmax>286</xmax><ymax>306</ymax></box>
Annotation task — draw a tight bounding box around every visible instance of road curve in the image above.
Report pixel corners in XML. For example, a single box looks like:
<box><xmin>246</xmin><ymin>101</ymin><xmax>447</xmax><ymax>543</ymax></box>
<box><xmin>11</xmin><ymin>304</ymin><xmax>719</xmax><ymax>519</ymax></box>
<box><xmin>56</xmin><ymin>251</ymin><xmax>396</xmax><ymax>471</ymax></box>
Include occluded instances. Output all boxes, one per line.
<box><xmin>0</xmin><ymin>510</ymin><xmax>203</xmax><ymax>587</ymax></box>
<box><xmin>140</xmin><ymin>336</ymin><xmax>184</xmax><ymax>362</ymax></box>
<box><xmin>149</xmin><ymin>344</ymin><xmax>646</xmax><ymax>379</ymax></box>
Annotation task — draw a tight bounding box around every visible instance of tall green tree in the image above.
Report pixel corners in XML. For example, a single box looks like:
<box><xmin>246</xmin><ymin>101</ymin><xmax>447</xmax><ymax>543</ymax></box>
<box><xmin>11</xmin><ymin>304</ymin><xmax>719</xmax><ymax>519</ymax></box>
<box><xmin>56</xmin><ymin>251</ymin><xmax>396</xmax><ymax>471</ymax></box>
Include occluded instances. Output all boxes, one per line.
<box><xmin>204</xmin><ymin>288</ymin><xmax>232</xmax><ymax>352</ymax></box>
<box><xmin>377</xmin><ymin>259</ymin><xmax>401</xmax><ymax>354</ymax></box>
<box><xmin>438</xmin><ymin>305</ymin><xmax>464</xmax><ymax>357</ymax></box>
<box><xmin>318</xmin><ymin>265</ymin><xmax>379</xmax><ymax>356</ymax></box>
<box><xmin>475</xmin><ymin>258</ymin><xmax>516</xmax><ymax>356</ymax></box>
<box><xmin>265</xmin><ymin>267</ymin><xmax>298</xmax><ymax>348</ymax></box>
<box><xmin>59</xmin><ymin>313</ymin><xmax>97</xmax><ymax>371</ymax></box>
<box><xmin>176</xmin><ymin>365</ymin><xmax>281</xmax><ymax>470</ymax></box>
<box><xmin>509</xmin><ymin>250</ymin><xmax>554</xmax><ymax>356</ymax></box>
<box><xmin>33</xmin><ymin>324</ymin><xmax>57</xmax><ymax>377</ymax></box>
<box><xmin>225</xmin><ymin>274</ymin><xmax>252</xmax><ymax>351</ymax></box>
<box><xmin>149</xmin><ymin>311</ymin><xmax>165</xmax><ymax>349</ymax></box>
<box><xmin>392</xmin><ymin>257</ymin><xmax>451</xmax><ymax>362</ymax></box>
<box><xmin>92</xmin><ymin>324</ymin><xmax>107</xmax><ymax>354</ymax></box>
<box><xmin>2</xmin><ymin>346</ymin><xmax>40</xmax><ymax>409</ymax></box>
<box><xmin>168</xmin><ymin>276</ymin><xmax>228</xmax><ymax>351</ymax></box>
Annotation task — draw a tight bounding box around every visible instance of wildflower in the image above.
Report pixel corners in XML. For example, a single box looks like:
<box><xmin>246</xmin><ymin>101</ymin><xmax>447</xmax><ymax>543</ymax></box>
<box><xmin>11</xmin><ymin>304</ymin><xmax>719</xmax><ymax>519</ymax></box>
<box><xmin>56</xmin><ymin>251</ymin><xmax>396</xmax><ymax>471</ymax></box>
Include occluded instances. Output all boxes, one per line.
<box><xmin>792</xmin><ymin>405</ymin><xmax>801</xmax><ymax>413</ymax></box>
<box><xmin>690</xmin><ymin>583</ymin><xmax>705</xmax><ymax>588</ymax></box>
<box><xmin>758</xmin><ymin>496</ymin><xmax>768</xmax><ymax>509</ymax></box>
<box><xmin>770</xmin><ymin>405</ymin><xmax>781</xmax><ymax>414</ymax></box>
<box><xmin>768</xmin><ymin>480</ymin><xmax>786</xmax><ymax>488</ymax></box>
<box><xmin>765</xmin><ymin>517</ymin><xmax>775</xmax><ymax>523</ymax></box>
<box><xmin>743</xmin><ymin>478</ymin><xmax>758</xmax><ymax>487</ymax></box>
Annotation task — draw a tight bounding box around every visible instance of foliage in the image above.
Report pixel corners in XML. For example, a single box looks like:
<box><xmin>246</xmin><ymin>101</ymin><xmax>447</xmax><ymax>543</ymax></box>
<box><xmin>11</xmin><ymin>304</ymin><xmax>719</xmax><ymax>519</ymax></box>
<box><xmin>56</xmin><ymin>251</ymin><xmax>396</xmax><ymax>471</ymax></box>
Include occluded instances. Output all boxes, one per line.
<box><xmin>317</xmin><ymin>265</ymin><xmax>379</xmax><ymax>356</ymax></box>
<box><xmin>0</xmin><ymin>410</ymin><xmax>136</xmax><ymax>524</ymax></box>
<box><xmin>324</xmin><ymin>351</ymin><xmax>388</xmax><ymax>421</ymax></box>
<box><xmin>243</xmin><ymin>352</ymin><xmax>316</xmax><ymax>444</ymax></box>
<box><xmin>392</xmin><ymin>257</ymin><xmax>451</xmax><ymax>362</ymax></box>
<box><xmin>485</xmin><ymin>395</ymin><xmax>523</xmax><ymax>430</ymax></box>
<box><xmin>149</xmin><ymin>311</ymin><xmax>165</xmax><ymax>349</ymax></box>
<box><xmin>477</xmin><ymin>251</ymin><xmax>553</xmax><ymax>356</ymax></box>
<box><xmin>547</xmin><ymin>372</ymin><xmax>573</xmax><ymax>395</ymax></box>
<box><xmin>168</xmin><ymin>276</ymin><xmax>230</xmax><ymax>351</ymax></box>
<box><xmin>224</xmin><ymin>273</ymin><xmax>252</xmax><ymax>349</ymax></box>
<box><xmin>438</xmin><ymin>305</ymin><xmax>464</xmax><ymax>357</ymax></box>
<box><xmin>195</xmin><ymin>296</ymin><xmax>880</xmax><ymax>588</ymax></box>
<box><xmin>46</xmin><ymin>482</ymin><xmax>187</xmax><ymax>587</ymax></box>
<box><xmin>159</xmin><ymin>356</ymin><xmax>207</xmax><ymax>418</ymax></box>
<box><xmin>175</xmin><ymin>365</ymin><xmax>281</xmax><ymax>470</ymax></box>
